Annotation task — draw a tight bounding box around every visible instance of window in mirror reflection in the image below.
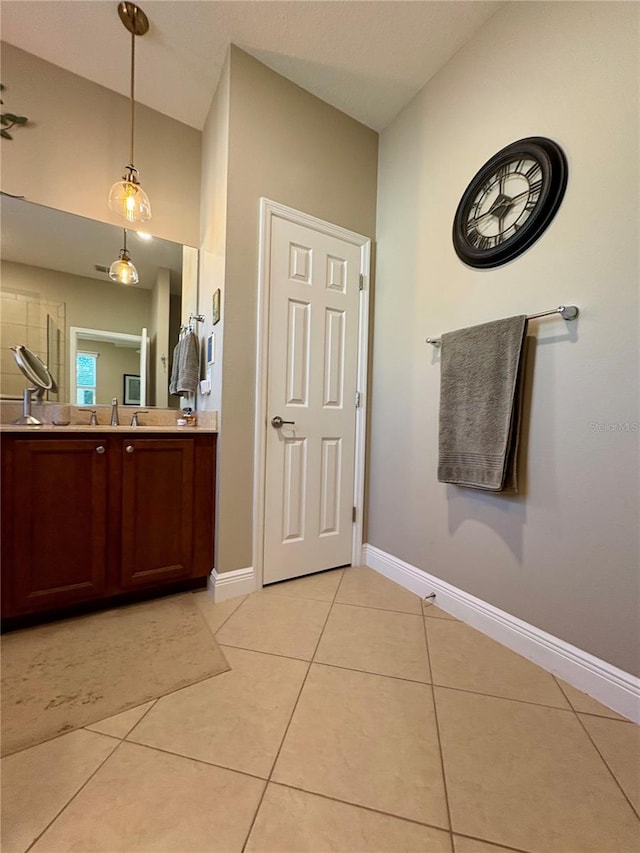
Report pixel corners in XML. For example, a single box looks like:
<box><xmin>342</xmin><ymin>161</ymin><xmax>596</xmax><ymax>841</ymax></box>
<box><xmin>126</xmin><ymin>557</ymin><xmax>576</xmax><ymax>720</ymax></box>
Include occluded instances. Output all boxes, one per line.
<box><xmin>76</xmin><ymin>352</ymin><xmax>97</xmax><ymax>405</ymax></box>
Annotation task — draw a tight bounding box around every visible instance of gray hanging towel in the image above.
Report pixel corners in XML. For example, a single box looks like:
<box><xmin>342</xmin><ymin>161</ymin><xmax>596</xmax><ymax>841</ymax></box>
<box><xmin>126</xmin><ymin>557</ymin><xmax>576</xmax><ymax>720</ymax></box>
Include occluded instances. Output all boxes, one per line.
<box><xmin>175</xmin><ymin>330</ymin><xmax>199</xmax><ymax>395</ymax></box>
<box><xmin>168</xmin><ymin>339</ymin><xmax>181</xmax><ymax>396</ymax></box>
<box><xmin>438</xmin><ymin>315</ymin><xmax>528</xmax><ymax>492</ymax></box>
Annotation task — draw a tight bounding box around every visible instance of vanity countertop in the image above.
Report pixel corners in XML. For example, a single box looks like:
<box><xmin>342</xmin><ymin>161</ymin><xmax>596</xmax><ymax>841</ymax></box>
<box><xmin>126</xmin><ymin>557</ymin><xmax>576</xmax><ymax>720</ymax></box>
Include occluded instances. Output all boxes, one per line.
<box><xmin>0</xmin><ymin>404</ymin><xmax>218</xmax><ymax>433</ymax></box>
<box><xmin>0</xmin><ymin>424</ymin><xmax>218</xmax><ymax>434</ymax></box>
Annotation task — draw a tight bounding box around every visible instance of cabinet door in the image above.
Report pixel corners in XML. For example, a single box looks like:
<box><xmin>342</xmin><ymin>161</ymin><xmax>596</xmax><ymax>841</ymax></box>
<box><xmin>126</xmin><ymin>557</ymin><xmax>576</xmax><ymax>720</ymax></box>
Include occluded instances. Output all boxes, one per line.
<box><xmin>10</xmin><ymin>439</ymin><xmax>109</xmax><ymax>613</ymax></box>
<box><xmin>119</xmin><ymin>438</ymin><xmax>195</xmax><ymax>587</ymax></box>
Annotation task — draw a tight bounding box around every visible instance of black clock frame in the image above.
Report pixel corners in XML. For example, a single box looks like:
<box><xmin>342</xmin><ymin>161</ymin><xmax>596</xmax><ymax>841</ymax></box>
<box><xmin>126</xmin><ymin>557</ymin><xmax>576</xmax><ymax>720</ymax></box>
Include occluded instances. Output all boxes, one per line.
<box><xmin>452</xmin><ymin>137</ymin><xmax>568</xmax><ymax>269</ymax></box>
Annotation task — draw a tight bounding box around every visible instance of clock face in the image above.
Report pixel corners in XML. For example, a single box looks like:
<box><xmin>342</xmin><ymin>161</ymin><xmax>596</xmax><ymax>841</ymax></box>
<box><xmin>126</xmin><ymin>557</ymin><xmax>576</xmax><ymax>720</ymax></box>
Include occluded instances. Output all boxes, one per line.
<box><xmin>453</xmin><ymin>137</ymin><xmax>568</xmax><ymax>269</ymax></box>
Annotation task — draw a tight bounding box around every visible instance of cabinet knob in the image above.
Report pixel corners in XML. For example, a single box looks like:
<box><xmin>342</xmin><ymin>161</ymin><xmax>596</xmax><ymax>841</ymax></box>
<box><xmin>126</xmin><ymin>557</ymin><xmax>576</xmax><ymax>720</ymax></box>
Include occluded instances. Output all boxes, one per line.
<box><xmin>125</xmin><ymin>445</ymin><xmax>134</xmax><ymax>454</ymax></box>
<box><xmin>96</xmin><ymin>445</ymin><xmax>106</xmax><ymax>455</ymax></box>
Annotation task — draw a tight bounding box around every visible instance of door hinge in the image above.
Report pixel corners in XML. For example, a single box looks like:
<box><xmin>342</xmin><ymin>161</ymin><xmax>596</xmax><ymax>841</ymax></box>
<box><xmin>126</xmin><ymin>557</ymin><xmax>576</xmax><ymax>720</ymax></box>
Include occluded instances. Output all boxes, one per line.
<box><xmin>355</xmin><ymin>391</ymin><xmax>361</xmax><ymax>408</ymax></box>
<box><xmin>359</xmin><ymin>273</ymin><xmax>364</xmax><ymax>291</ymax></box>
<box><xmin>352</xmin><ymin>506</ymin><xmax>357</xmax><ymax>523</ymax></box>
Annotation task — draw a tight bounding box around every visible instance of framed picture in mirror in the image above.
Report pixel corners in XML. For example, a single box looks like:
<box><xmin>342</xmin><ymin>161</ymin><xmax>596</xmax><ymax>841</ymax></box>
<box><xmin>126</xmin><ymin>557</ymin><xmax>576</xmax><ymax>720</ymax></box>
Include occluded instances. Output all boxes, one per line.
<box><xmin>123</xmin><ymin>374</ymin><xmax>141</xmax><ymax>405</ymax></box>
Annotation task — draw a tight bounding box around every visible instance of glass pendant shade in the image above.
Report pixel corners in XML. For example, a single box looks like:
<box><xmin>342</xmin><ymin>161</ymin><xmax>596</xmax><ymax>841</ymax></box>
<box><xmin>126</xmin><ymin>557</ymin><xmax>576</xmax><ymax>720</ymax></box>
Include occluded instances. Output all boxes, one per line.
<box><xmin>108</xmin><ymin>3</ymin><xmax>152</xmax><ymax>223</ymax></box>
<box><xmin>109</xmin><ymin>249</ymin><xmax>139</xmax><ymax>285</ymax></box>
<box><xmin>108</xmin><ymin>173</ymin><xmax>151</xmax><ymax>223</ymax></box>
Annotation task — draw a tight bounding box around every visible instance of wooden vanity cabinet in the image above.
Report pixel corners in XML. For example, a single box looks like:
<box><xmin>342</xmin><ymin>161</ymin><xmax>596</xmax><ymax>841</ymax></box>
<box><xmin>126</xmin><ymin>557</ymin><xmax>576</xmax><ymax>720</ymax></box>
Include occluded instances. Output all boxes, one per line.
<box><xmin>1</xmin><ymin>432</ymin><xmax>216</xmax><ymax>624</ymax></box>
<box><xmin>4</xmin><ymin>438</ymin><xmax>110</xmax><ymax>613</ymax></box>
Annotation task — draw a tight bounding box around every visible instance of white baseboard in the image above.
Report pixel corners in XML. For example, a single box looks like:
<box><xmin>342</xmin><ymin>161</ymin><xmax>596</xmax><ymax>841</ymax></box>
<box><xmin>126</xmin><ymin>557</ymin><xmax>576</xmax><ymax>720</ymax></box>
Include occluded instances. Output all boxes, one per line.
<box><xmin>209</xmin><ymin>566</ymin><xmax>256</xmax><ymax>602</ymax></box>
<box><xmin>362</xmin><ymin>544</ymin><xmax>640</xmax><ymax>724</ymax></box>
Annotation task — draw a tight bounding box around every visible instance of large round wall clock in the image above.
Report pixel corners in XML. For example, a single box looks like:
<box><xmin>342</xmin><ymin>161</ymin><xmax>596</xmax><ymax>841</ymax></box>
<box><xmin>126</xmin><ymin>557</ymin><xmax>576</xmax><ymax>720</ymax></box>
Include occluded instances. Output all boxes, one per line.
<box><xmin>452</xmin><ymin>136</ymin><xmax>568</xmax><ymax>269</ymax></box>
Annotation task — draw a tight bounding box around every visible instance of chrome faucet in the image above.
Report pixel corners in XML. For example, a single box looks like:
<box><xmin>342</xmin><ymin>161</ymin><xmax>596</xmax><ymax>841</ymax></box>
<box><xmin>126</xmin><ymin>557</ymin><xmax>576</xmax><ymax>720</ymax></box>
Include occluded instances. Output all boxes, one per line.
<box><xmin>79</xmin><ymin>408</ymin><xmax>98</xmax><ymax>426</ymax></box>
<box><xmin>130</xmin><ymin>410</ymin><xmax>148</xmax><ymax>427</ymax></box>
<box><xmin>110</xmin><ymin>397</ymin><xmax>119</xmax><ymax>426</ymax></box>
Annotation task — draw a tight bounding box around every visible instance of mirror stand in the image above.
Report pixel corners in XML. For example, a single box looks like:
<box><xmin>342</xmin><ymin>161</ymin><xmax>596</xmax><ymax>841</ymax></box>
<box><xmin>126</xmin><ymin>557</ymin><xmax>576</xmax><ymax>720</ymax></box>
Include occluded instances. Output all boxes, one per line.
<box><xmin>13</xmin><ymin>387</ymin><xmax>43</xmax><ymax>425</ymax></box>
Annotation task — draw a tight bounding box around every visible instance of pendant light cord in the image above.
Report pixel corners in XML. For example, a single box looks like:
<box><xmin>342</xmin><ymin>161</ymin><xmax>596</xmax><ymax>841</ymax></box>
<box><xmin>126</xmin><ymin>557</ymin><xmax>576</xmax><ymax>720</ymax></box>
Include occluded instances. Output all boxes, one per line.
<box><xmin>130</xmin><ymin>28</ymin><xmax>135</xmax><ymax>167</ymax></box>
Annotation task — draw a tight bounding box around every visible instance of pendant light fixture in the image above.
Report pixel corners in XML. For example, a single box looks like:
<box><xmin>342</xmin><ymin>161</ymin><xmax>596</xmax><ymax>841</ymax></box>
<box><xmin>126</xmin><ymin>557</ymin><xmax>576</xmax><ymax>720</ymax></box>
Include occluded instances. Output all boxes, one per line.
<box><xmin>108</xmin><ymin>2</ymin><xmax>152</xmax><ymax>223</ymax></box>
<box><xmin>109</xmin><ymin>229</ymin><xmax>139</xmax><ymax>285</ymax></box>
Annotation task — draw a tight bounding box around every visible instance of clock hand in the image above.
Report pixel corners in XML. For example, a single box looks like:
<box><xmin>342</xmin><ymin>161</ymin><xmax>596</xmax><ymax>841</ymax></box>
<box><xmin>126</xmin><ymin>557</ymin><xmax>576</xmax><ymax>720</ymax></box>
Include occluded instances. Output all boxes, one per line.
<box><xmin>467</xmin><ymin>186</ymin><xmax>536</xmax><ymax>228</ymax></box>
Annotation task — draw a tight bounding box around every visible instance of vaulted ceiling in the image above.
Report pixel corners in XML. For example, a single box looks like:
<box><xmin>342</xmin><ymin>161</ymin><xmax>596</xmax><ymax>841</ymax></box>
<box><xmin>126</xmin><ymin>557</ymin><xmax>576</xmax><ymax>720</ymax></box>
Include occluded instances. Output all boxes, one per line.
<box><xmin>2</xmin><ymin>0</ymin><xmax>501</xmax><ymax>131</ymax></box>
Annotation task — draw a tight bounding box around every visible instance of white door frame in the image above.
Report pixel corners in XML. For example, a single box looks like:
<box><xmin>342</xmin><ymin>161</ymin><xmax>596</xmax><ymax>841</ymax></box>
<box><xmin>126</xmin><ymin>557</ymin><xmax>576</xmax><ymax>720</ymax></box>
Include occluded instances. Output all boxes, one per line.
<box><xmin>253</xmin><ymin>198</ymin><xmax>371</xmax><ymax>589</ymax></box>
<box><xmin>69</xmin><ymin>326</ymin><xmax>148</xmax><ymax>406</ymax></box>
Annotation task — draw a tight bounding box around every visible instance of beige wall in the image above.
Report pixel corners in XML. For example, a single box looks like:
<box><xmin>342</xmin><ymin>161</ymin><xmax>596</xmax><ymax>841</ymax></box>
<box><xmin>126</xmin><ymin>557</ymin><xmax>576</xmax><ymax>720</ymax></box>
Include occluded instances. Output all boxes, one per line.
<box><xmin>0</xmin><ymin>287</ymin><xmax>64</xmax><ymax>399</ymax></box>
<box><xmin>150</xmin><ymin>268</ymin><xmax>170</xmax><ymax>408</ymax></box>
<box><xmin>198</xmin><ymin>55</ymin><xmax>230</xmax><ymax>418</ymax></box>
<box><xmin>1</xmin><ymin>43</ymin><xmax>201</xmax><ymax>247</ymax></box>
<box><xmin>368</xmin><ymin>2</ymin><xmax>639</xmax><ymax>674</ymax></box>
<box><xmin>77</xmin><ymin>339</ymin><xmax>140</xmax><ymax>406</ymax></box>
<box><xmin>201</xmin><ymin>47</ymin><xmax>378</xmax><ymax>573</ymax></box>
<box><xmin>198</xmin><ymin>54</ymin><xmax>230</xmax><ymax>569</ymax></box>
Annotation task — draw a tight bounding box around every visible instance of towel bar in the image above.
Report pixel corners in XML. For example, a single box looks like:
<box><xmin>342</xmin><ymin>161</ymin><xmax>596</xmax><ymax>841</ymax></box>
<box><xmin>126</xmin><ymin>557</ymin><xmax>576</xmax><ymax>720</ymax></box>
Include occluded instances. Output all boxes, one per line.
<box><xmin>425</xmin><ymin>305</ymin><xmax>579</xmax><ymax>347</ymax></box>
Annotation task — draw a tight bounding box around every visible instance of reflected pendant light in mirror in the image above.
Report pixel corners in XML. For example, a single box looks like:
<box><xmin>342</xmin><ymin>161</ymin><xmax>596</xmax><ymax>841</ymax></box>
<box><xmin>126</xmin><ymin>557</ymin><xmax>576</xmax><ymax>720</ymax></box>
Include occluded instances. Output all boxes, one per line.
<box><xmin>109</xmin><ymin>228</ymin><xmax>139</xmax><ymax>285</ymax></box>
<box><xmin>108</xmin><ymin>2</ymin><xmax>152</xmax><ymax>223</ymax></box>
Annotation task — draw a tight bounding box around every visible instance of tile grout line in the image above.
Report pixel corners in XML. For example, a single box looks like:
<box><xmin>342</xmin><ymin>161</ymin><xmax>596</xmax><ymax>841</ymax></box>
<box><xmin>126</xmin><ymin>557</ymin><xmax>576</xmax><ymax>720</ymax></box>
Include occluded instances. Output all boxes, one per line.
<box><xmin>550</xmin><ymin>674</ymin><xmax>633</xmax><ymax>724</ymax></box>
<box><xmin>430</xmin><ymin>682</ymin><xmax>577</xmax><ymax>715</ymax></box>
<box><xmin>114</xmin><ymin>738</ymin><xmax>271</xmax><ymax>784</ymax></box>
<box><xmin>22</xmin><ymin>698</ymin><xmax>159</xmax><ymax>851</ymax></box>
<box><xmin>215</xmin><ymin>641</ymin><xmax>312</xmax><ymax>663</ymax></box>
<box><xmin>266</xmin><ymin>779</ymin><xmax>452</xmax><ymax>836</ymax></box>
<box><xmin>336</xmin><ymin>600</ymin><xmax>423</xmax><ymax>616</ymax></box>
<box><xmin>452</xmin><ymin>830</ymin><xmax>535</xmax><ymax>853</ymax></box>
<box><xmin>4</xmin><ymin>697</ymin><xmax>162</xmax><ymax>762</ymax></box>
<box><xmin>24</xmin><ymin>737</ymin><xmax>125</xmax><ymax>853</ymax></box>
<box><xmin>239</xmin><ymin>568</ymin><xmax>348</xmax><ymax>852</ymax></box>
<box><xmin>553</xmin><ymin>676</ymin><xmax>640</xmax><ymax>823</ymax></box>
<box><xmin>421</xmin><ymin>611</ymin><xmax>455</xmax><ymax>850</ymax></box>
<box><xmin>250</xmin><ymin>590</ymin><xmax>425</xmax><ymax>618</ymax></box>
<box><xmin>312</xmin><ymin>658</ymin><xmax>432</xmax><ymax>686</ymax></box>
<box><xmin>55</xmin><ymin>739</ymin><xmax>475</xmax><ymax>846</ymax></box>
<box><xmin>121</xmin><ymin>696</ymin><xmax>160</xmax><ymax>738</ymax></box>
<box><xmin>423</xmin><ymin>603</ymin><xmax>459</xmax><ymax>621</ymax></box>
<box><xmin>196</xmin><ymin>590</ymin><xmax>249</xmax><ymax>637</ymax></box>
<box><xmin>13</xmin><ymin>577</ymin><xmax>295</xmax><ymax>851</ymax></box>
<box><xmin>212</xmin><ymin>640</ymin><xmax>582</xmax><ymax>715</ymax></box>
<box><xmin>25</xmin><ymin>569</ymin><xmax>352</xmax><ymax>853</ymax></box>
<box><xmin>25</xmin><ymin>670</ymin><xmax>592</xmax><ymax>769</ymax></box>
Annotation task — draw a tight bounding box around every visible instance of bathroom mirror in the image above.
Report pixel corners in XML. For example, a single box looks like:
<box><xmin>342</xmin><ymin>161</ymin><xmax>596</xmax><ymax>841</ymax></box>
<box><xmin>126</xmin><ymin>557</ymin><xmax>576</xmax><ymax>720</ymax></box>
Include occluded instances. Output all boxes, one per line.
<box><xmin>0</xmin><ymin>195</ymin><xmax>197</xmax><ymax>408</ymax></box>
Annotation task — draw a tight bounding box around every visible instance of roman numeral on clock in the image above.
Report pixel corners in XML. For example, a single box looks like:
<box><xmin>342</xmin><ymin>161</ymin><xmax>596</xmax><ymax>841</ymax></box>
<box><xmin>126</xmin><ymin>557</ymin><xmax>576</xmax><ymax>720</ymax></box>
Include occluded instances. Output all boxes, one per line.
<box><xmin>525</xmin><ymin>162</ymin><xmax>541</xmax><ymax>180</ymax></box>
<box><xmin>467</xmin><ymin>228</ymin><xmax>481</xmax><ymax>248</ymax></box>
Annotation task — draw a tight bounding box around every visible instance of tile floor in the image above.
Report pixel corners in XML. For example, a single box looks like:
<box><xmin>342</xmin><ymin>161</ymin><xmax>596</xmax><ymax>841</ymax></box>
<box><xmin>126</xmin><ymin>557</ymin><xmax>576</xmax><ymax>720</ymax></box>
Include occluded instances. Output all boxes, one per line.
<box><xmin>2</xmin><ymin>566</ymin><xmax>639</xmax><ymax>853</ymax></box>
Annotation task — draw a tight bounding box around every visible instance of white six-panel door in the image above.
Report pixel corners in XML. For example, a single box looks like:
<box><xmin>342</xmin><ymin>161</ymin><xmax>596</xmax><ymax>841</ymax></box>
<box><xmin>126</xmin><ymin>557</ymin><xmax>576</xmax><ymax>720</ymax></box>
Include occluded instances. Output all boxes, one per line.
<box><xmin>263</xmin><ymin>216</ymin><xmax>362</xmax><ymax>584</ymax></box>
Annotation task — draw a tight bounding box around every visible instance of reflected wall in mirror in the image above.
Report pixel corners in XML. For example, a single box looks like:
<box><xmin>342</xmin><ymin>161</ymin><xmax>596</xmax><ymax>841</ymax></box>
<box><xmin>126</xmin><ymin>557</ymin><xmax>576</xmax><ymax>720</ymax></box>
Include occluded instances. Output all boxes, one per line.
<box><xmin>70</xmin><ymin>327</ymin><xmax>147</xmax><ymax>407</ymax></box>
<box><xmin>0</xmin><ymin>196</ymin><xmax>197</xmax><ymax>407</ymax></box>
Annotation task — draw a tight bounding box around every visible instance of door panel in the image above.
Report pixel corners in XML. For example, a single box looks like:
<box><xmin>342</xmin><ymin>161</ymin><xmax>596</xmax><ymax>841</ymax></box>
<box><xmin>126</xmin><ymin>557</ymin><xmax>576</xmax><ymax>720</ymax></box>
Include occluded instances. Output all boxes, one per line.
<box><xmin>286</xmin><ymin>300</ymin><xmax>310</xmax><ymax>405</ymax></box>
<box><xmin>282</xmin><ymin>436</ymin><xmax>307</xmax><ymax>542</ymax></box>
<box><xmin>319</xmin><ymin>437</ymin><xmax>342</xmax><ymax>536</ymax></box>
<box><xmin>264</xmin><ymin>216</ymin><xmax>361</xmax><ymax>583</ymax></box>
<box><xmin>323</xmin><ymin>308</ymin><xmax>345</xmax><ymax>407</ymax></box>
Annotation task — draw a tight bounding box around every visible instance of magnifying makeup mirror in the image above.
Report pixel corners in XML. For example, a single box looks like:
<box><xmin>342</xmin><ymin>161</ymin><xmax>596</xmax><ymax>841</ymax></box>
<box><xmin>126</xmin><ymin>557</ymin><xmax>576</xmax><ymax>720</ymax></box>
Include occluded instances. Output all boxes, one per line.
<box><xmin>11</xmin><ymin>345</ymin><xmax>58</xmax><ymax>425</ymax></box>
